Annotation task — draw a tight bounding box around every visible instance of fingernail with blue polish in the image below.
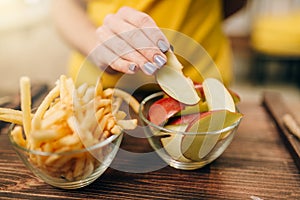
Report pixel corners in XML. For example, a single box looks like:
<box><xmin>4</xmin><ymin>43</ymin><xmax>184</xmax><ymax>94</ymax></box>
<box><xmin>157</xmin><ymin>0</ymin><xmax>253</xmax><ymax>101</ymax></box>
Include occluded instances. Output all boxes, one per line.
<box><xmin>144</xmin><ymin>62</ymin><xmax>158</xmax><ymax>75</ymax></box>
<box><xmin>129</xmin><ymin>63</ymin><xmax>136</xmax><ymax>72</ymax></box>
<box><xmin>157</xmin><ymin>40</ymin><xmax>169</xmax><ymax>53</ymax></box>
<box><xmin>154</xmin><ymin>55</ymin><xmax>166</xmax><ymax>68</ymax></box>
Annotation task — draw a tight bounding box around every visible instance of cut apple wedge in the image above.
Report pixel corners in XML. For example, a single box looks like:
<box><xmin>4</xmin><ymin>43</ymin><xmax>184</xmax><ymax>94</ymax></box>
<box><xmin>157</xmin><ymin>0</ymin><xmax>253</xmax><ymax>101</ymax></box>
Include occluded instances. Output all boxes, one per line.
<box><xmin>164</xmin><ymin>51</ymin><xmax>183</xmax><ymax>71</ymax></box>
<box><xmin>194</xmin><ymin>81</ymin><xmax>240</xmax><ymax>104</ymax></box>
<box><xmin>169</xmin><ymin>113</ymin><xmax>201</xmax><ymax>125</ymax></box>
<box><xmin>176</xmin><ymin>100</ymin><xmax>208</xmax><ymax>116</ymax></box>
<box><xmin>203</xmin><ymin>78</ymin><xmax>235</xmax><ymax>112</ymax></box>
<box><xmin>181</xmin><ymin>110</ymin><xmax>243</xmax><ymax>161</ymax></box>
<box><xmin>156</xmin><ymin>51</ymin><xmax>200</xmax><ymax>105</ymax></box>
<box><xmin>229</xmin><ymin>89</ymin><xmax>241</xmax><ymax>104</ymax></box>
<box><xmin>148</xmin><ymin>97</ymin><xmax>184</xmax><ymax>126</ymax></box>
<box><xmin>160</xmin><ymin>124</ymin><xmax>191</xmax><ymax>162</ymax></box>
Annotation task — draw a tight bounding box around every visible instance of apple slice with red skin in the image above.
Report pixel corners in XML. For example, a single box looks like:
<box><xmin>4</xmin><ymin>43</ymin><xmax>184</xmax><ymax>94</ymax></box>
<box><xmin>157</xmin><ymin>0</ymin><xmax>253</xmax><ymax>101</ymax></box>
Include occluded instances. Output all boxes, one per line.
<box><xmin>169</xmin><ymin>113</ymin><xmax>201</xmax><ymax>125</ymax></box>
<box><xmin>148</xmin><ymin>97</ymin><xmax>185</xmax><ymax>126</ymax></box>
<box><xmin>193</xmin><ymin>82</ymin><xmax>205</xmax><ymax>99</ymax></box>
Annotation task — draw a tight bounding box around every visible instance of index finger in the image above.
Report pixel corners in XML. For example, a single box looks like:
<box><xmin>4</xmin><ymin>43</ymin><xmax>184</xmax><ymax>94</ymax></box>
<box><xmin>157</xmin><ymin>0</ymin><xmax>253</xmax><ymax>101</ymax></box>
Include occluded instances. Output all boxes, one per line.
<box><xmin>116</xmin><ymin>6</ymin><xmax>170</xmax><ymax>52</ymax></box>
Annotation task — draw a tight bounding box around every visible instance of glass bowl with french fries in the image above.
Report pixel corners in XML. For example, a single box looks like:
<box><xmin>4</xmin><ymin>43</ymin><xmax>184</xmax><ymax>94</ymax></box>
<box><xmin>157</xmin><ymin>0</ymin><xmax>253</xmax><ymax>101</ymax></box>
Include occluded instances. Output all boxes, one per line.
<box><xmin>4</xmin><ymin>75</ymin><xmax>139</xmax><ymax>189</ymax></box>
<box><xmin>8</xmin><ymin>123</ymin><xmax>123</xmax><ymax>189</ymax></box>
<box><xmin>139</xmin><ymin>78</ymin><xmax>243</xmax><ymax>170</ymax></box>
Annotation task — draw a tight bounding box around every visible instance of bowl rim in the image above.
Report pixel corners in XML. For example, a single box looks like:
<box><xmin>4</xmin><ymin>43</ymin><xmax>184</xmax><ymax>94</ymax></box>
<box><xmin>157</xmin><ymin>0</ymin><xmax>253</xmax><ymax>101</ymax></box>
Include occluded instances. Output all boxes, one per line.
<box><xmin>138</xmin><ymin>91</ymin><xmax>242</xmax><ymax>135</ymax></box>
<box><xmin>8</xmin><ymin>123</ymin><xmax>122</xmax><ymax>156</ymax></box>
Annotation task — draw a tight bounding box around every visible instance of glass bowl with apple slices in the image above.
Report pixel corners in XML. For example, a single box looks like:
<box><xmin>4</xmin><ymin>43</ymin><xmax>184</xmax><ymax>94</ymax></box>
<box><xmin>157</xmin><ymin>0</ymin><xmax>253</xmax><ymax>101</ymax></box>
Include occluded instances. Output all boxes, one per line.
<box><xmin>139</xmin><ymin>78</ymin><xmax>243</xmax><ymax>170</ymax></box>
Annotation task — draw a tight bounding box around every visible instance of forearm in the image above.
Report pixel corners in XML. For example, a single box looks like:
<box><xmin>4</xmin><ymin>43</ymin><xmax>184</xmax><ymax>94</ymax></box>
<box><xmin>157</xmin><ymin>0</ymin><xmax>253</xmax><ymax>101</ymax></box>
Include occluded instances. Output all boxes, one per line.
<box><xmin>52</xmin><ymin>0</ymin><xmax>97</xmax><ymax>56</ymax></box>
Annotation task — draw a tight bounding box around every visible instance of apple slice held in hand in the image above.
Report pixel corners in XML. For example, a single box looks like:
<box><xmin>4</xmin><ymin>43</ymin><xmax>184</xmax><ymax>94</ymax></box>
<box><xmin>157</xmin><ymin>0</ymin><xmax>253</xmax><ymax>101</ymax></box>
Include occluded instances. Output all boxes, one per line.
<box><xmin>148</xmin><ymin>97</ymin><xmax>184</xmax><ymax>126</ymax></box>
<box><xmin>156</xmin><ymin>51</ymin><xmax>200</xmax><ymax>105</ymax></box>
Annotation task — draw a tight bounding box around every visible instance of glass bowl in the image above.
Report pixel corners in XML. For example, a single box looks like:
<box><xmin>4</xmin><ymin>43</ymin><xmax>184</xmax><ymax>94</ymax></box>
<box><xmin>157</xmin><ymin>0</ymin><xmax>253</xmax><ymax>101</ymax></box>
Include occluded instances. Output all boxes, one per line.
<box><xmin>139</xmin><ymin>92</ymin><xmax>242</xmax><ymax>170</ymax></box>
<box><xmin>8</xmin><ymin>124</ymin><xmax>123</xmax><ymax>189</ymax></box>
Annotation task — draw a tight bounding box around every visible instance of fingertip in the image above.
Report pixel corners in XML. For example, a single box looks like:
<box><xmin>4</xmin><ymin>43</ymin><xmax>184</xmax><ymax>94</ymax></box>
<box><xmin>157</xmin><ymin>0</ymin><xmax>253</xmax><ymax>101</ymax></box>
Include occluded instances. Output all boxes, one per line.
<box><xmin>128</xmin><ymin>63</ymin><xmax>138</xmax><ymax>74</ymax></box>
<box><xmin>143</xmin><ymin>62</ymin><xmax>158</xmax><ymax>75</ymax></box>
<box><xmin>153</xmin><ymin>54</ymin><xmax>166</xmax><ymax>68</ymax></box>
<box><xmin>157</xmin><ymin>40</ymin><xmax>169</xmax><ymax>53</ymax></box>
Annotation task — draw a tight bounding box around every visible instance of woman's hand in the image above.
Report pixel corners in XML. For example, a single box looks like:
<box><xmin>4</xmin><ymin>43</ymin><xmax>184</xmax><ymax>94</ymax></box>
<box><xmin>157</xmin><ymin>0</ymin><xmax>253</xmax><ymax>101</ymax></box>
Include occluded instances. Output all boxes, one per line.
<box><xmin>90</xmin><ymin>6</ymin><xmax>170</xmax><ymax>75</ymax></box>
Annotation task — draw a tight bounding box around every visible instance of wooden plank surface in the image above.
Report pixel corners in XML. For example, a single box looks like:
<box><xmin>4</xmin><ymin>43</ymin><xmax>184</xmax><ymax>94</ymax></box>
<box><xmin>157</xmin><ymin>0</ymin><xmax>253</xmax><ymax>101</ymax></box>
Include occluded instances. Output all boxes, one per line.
<box><xmin>0</xmin><ymin>93</ymin><xmax>299</xmax><ymax>199</ymax></box>
<box><xmin>263</xmin><ymin>91</ymin><xmax>300</xmax><ymax>171</ymax></box>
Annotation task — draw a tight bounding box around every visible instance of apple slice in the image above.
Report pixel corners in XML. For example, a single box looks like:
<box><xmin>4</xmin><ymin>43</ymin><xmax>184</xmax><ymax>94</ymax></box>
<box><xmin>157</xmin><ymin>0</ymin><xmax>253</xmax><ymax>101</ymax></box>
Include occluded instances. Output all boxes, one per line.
<box><xmin>160</xmin><ymin>124</ymin><xmax>191</xmax><ymax>162</ymax></box>
<box><xmin>194</xmin><ymin>82</ymin><xmax>240</xmax><ymax>104</ymax></box>
<box><xmin>176</xmin><ymin>100</ymin><xmax>208</xmax><ymax>116</ymax></box>
<box><xmin>169</xmin><ymin>113</ymin><xmax>201</xmax><ymax>125</ymax></box>
<box><xmin>156</xmin><ymin>51</ymin><xmax>200</xmax><ymax>105</ymax></box>
<box><xmin>181</xmin><ymin>110</ymin><xmax>243</xmax><ymax>161</ymax></box>
<box><xmin>202</xmin><ymin>78</ymin><xmax>235</xmax><ymax>112</ymax></box>
<box><xmin>229</xmin><ymin>89</ymin><xmax>241</xmax><ymax>104</ymax></box>
<box><xmin>193</xmin><ymin>82</ymin><xmax>205</xmax><ymax>99</ymax></box>
<box><xmin>164</xmin><ymin>51</ymin><xmax>183</xmax><ymax>71</ymax></box>
<box><xmin>148</xmin><ymin>97</ymin><xmax>184</xmax><ymax>125</ymax></box>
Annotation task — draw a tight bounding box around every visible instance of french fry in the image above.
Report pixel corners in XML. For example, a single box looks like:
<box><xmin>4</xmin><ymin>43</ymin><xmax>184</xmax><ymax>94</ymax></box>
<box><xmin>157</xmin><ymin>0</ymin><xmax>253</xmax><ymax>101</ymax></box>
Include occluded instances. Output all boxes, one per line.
<box><xmin>111</xmin><ymin>125</ymin><xmax>122</xmax><ymax>135</ymax></box>
<box><xmin>95</xmin><ymin>76</ymin><xmax>103</xmax><ymax>97</ymax></box>
<box><xmin>82</xmin><ymin>157</ymin><xmax>94</xmax><ymax>179</ymax></box>
<box><xmin>112</xmin><ymin>97</ymin><xmax>123</xmax><ymax>115</ymax></box>
<box><xmin>32</xmin><ymin>84</ymin><xmax>60</xmax><ymax>129</ymax></box>
<box><xmin>82</xmin><ymin>87</ymin><xmax>95</xmax><ymax>104</ymax></box>
<box><xmin>117</xmin><ymin>119</ymin><xmax>138</xmax><ymax>130</ymax></box>
<box><xmin>112</xmin><ymin>88</ymin><xmax>140</xmax><ymax>113</ymax></box>
<box><xmin>102</xmin><ymin>88</ymin><xmax>113</xmax><ymax>98</ymax></box>
<box><xmin>0</xmin><ymin>108</ymin><xmax>24</xmax><ymax>116</ymax></box>
<box><xmin>73</xmin><ymin>156</ymin><xmax>86</xmax><ymax>179</ymax></box>
<box><xmin>0</xmin><ymin>114</ymin><xmax>23</xmax><ymax>125</ymax></box>
<box><xmin>95</xmin><ymin>99</ymin><xmax>112</xmax><ymax>110</ymax></box>
<box><xmin>114</xmin><ymin>111</ymin><xmax>127</xmax><ymax>120</ymax></box>
<box><xmin>11</xmin><ymin>126</ymin><xmax>26</xmax><ymax>147</ymax></box>
<box><xmin>58</xmin><ymin>132</ymin><xmax>80</xmax><ymax>147</ymax></box>
<box><xmin>41</xmin><ymin>109</ymin><xmax>68</xmax><ymax>129</ymax></box>
<box><xmin>59</xmin><ymin>75</ymin><xmax>74</xmax><ymax>106</ymax></box>
<box><xmin>20</xmin><ymin>76</ymin><xmax>32</xmax><ymax>140</ymax></box>
<box><xmin>77</xmin><ymin>82</ymin><xmax>89</xmax><ymax>98</ymax></box>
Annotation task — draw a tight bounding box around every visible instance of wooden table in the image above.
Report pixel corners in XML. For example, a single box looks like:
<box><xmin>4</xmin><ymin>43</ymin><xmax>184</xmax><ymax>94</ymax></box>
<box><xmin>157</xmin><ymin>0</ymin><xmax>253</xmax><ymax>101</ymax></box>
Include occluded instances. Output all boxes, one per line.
<box><xmin>0</xmin><ymin>90</ymin><xmax>299</xmax><ymax>199</ymax></box>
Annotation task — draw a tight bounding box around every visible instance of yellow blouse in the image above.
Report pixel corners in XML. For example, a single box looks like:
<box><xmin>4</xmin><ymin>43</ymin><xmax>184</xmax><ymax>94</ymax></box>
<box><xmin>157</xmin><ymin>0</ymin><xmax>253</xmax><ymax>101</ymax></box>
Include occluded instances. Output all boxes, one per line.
<box><xmin>69</xmin><ymin>0</ymin><xmax>233</xmax><ymax>89</ymax></box>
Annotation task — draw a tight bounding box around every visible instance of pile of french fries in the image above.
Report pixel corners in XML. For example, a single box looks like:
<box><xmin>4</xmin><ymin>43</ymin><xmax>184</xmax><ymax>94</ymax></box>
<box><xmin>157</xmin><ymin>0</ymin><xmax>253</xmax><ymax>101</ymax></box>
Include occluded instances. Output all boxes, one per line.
<box><xmin>1</xmin><ymin>75</ymin><xmax>139</xmax><ymax>181</ymax></box>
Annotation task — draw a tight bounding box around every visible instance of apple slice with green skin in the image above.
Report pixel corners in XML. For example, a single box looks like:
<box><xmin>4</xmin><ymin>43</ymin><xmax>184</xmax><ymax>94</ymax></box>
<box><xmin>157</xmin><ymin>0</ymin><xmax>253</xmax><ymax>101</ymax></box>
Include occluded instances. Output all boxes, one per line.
<box><xmin>148</xmin><ymin>97</ymin><xmax>184</xmax><ymax>126</ymax></box>
<box><xmin>181</xmin><ymin>110</ymin><xmax>243</xmax><ymax>161</ymax></box>
<box><xmin>229</xmin><ymin>89</ymin><xmax>241</xmax><ymax>104</ymax></box>
<box><xmin>203</xmin><ymin>78</ymin><xmax>236</xmax><ymax>112</ymax></box>
<box><xmin>160</xmin><ymin>124</ymin><xmax>191</xmax><ymax>162</ymax></box>
<box><xmin>156</xmin><ymin>51</ymin><xmax>200</xmax><ymax>105</ymax></box>
<box><xmin>176</xmin><ymin>100</ymin><xmax>208</xmax><ymax>116</ymax></box>
<box><xmin>181</xmin><ymin>78</ymin><xmax>237</xmax><ymax>161</ymax></box>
